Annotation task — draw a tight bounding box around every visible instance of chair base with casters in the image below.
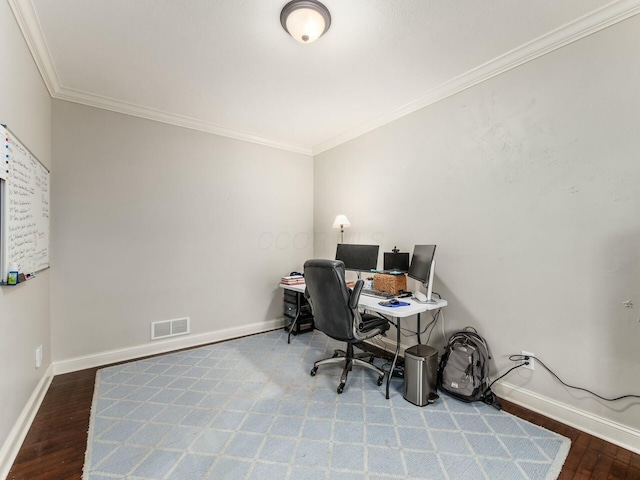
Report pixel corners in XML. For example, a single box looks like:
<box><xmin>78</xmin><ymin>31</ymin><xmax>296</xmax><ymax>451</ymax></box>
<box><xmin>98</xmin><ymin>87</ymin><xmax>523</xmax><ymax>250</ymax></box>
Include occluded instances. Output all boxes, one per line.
<box><xmin>310</xmin><ymin>342</ymin><xmax>385</xmax><ymax>394</ymax></box>
<box><xmin>303</xmin><ymin>259</ymin><xmax>391</xmax><ymax>394</ymax></box>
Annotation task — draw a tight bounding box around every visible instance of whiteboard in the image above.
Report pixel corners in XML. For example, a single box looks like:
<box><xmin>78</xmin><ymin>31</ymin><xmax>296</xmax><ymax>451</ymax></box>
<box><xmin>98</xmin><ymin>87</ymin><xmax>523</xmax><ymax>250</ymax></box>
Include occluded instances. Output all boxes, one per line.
<box><xmin>1</xmin><ymin>125</ymin><xmax>50</xmax><ymax>280</ymax></box>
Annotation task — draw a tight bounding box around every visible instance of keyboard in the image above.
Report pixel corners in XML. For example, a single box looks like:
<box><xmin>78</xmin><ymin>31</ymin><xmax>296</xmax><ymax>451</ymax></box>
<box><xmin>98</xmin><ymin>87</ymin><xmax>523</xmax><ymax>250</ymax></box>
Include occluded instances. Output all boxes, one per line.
<box><xmin>361</xmin><ymin>289</ymin><xmax>395</xmax><ymax>299</ymax></box>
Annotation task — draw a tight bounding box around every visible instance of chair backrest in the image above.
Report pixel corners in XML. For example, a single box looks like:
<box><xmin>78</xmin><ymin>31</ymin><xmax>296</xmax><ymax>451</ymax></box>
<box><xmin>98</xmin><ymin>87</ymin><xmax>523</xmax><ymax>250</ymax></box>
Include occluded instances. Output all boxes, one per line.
<box><xmin>303</xmin><ymin>259</ymin><xmax>355</xmax><ymax>342</ymax></box>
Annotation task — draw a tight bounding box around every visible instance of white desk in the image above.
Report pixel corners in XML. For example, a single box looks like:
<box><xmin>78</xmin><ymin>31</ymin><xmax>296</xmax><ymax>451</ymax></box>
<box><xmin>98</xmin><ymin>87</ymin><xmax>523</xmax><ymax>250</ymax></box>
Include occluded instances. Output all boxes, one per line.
<box><xmin>279</xmin><ymin>283</ymin><xmax>447</xmax><ymax>399</ymax></box>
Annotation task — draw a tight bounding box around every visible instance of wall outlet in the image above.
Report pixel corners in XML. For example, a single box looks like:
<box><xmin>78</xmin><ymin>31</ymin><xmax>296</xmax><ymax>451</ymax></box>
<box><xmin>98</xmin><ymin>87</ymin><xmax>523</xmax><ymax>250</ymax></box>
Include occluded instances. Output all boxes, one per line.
<box><xmin>35</xmin><ymin>344</ymin><xmax>43</xmax><ymax>369</ymax></box>
<box><xmin>522</xmin><ymin>350</ymin><xmax>534</xmax><ymax>371</ymax></box>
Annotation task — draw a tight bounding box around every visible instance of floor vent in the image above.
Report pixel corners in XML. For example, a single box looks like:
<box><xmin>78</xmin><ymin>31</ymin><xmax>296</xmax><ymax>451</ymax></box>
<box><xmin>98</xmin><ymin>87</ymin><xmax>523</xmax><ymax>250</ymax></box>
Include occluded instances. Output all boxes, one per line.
<box><xmin>151</xmin><ymin>317</ymin><xmax>190</xmax><ymax>340</ymax></box>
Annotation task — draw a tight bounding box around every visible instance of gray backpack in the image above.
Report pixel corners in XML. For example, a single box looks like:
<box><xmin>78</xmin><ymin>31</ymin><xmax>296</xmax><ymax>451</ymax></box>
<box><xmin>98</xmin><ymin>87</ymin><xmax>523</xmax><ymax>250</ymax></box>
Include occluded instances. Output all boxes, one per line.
<box><xmin>437</xmin><ymin>328</ymin><xmax>501</xmax><ymax>409</ymax></box>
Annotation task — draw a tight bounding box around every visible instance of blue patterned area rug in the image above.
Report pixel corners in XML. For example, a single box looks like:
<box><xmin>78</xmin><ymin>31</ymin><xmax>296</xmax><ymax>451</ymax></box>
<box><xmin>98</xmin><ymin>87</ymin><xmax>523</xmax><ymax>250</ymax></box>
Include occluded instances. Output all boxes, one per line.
<box><xmin>83</xmin><ymin>329</ymin><xmax>570</xmax><ymax>480</ymax></box>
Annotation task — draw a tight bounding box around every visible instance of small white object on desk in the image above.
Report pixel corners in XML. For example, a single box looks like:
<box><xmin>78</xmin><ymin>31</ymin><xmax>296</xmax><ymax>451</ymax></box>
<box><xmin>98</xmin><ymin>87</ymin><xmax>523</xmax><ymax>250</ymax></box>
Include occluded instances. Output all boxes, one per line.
<box><xmin>413</xmin><ymin>291</ymin><xmax>427</xmax><ymax>302</ymax></box>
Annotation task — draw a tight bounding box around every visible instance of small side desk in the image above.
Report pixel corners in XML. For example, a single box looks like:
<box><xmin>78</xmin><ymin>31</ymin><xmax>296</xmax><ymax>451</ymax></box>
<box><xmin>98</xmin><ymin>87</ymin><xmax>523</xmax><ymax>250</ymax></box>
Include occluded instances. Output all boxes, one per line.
<box><xmin>279</xmin><ymin>283</ymin><xmax>447</xmax><ymax>399</ymax></box>
<box><xmin>282</xmin><ymin>285</ymin><xmax>314</xmax><ymax>343</ymax></box>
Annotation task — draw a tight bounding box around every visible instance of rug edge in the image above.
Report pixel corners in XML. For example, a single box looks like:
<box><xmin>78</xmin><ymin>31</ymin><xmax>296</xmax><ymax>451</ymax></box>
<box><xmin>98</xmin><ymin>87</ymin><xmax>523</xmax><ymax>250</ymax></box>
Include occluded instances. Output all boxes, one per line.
<box><xmin>501</xmin><ymin>407</ymin><xmax>572</xmax><ymax>480</ymax></box>
<box><xmin>545</xmin><ymin>436</ymin><xmax>572</xmax><ymax>480</ymax></box>
<box><xmin>82</xmin><ymin>369</ymin><xmax>102</xmax><ymax>480</ymax></box>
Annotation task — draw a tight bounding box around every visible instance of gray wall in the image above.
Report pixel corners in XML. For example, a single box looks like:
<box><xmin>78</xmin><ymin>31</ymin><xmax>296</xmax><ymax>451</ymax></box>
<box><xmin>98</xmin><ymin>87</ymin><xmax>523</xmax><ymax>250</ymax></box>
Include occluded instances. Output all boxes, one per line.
<box><xmin>0</xmin><ymin>0</ymin><xmax>52</xmax><ymax>462</ymax></box>
<box><xmin>314</xmin><ymin>16</ymin><xmax>640</xmax><ymax>431</ymax></box>
<box><xmin>51</xmin><ymin>101</ymin><xmax>313</xmax><ymax>362</ymax></box>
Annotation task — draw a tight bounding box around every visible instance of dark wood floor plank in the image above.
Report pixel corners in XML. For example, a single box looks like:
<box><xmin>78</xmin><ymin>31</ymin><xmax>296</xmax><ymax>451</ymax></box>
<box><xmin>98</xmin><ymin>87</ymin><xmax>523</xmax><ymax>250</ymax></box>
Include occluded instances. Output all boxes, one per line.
<box><xmin>592</xmin><ymin>453</ymin><xmax>616</xmax><ymax>479</ymax></box>
<box><xmin>7</xmin><ymin>367</ymin><xmax>98</xmax><ymax>480</ymax></box>
<box><xmin>559</xmin><ymin>433</ymin><xmax>589</xmax><ymax>479</ymax></box>
<box><xmin>608</xmin><ymin>461</ymin><xmax>629</xmax><ymax>480</ymax></box>
<box><xmin>7</xmin><ymin>366</ymin><xmax>640</xmax><ymax>479</ymax></box>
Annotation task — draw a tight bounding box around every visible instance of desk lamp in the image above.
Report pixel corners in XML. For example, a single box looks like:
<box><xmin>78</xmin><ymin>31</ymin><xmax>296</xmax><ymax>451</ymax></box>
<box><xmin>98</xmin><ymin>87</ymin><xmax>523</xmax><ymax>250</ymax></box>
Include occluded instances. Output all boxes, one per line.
<box><xmin>332</xmin><ymin>215</ymin><xmax>351</xmax><ymax>243</ymax></box>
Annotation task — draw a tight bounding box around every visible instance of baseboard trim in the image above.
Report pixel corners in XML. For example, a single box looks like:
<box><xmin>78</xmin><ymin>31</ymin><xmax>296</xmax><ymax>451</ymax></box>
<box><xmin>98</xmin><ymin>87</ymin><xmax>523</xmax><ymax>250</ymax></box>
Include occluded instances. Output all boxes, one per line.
<box><xmin>0</xmin><ymin>364</ymin><xmax>54</xmax><ymax>480</ymax></box>
<box><xmin>53</xmin><ymin>318</ymin><xmax>285</xmax><ymax>375</ymax></box>
<box><xmin>493</xmin><ymin>381</ymin><xmax>640</xmax><ymax>455</ymax></box>
<box><xmin>366</xmin><ymin>338</ymin><xmax>640</xmax><ymax>454</ymax></box>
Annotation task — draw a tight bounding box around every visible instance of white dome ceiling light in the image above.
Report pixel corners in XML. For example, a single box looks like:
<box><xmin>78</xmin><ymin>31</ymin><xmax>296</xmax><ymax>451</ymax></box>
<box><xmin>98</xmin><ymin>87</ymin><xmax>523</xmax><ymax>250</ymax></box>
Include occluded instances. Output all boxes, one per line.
<box><xmin>280</xmin><ymin>0</ymin><xmax>331</xmax><ymax>44</ymax></box>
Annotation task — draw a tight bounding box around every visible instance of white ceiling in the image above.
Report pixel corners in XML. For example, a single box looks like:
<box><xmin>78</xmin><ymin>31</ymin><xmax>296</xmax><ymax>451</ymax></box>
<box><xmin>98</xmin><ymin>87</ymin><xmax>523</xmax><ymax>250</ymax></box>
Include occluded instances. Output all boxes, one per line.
<box><xmin>10</xmin><ymin>0</ymin><xmax>640</xmax><ymax>154</ymax></box>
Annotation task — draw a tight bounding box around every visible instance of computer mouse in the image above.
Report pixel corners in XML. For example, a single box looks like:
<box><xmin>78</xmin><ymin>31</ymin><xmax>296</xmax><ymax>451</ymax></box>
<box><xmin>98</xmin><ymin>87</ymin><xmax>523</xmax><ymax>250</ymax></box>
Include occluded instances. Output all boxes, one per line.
<box><xmin>389</xmin><ymin>298</ymin><xmax>399</xmax><ymax>304</ymax></box>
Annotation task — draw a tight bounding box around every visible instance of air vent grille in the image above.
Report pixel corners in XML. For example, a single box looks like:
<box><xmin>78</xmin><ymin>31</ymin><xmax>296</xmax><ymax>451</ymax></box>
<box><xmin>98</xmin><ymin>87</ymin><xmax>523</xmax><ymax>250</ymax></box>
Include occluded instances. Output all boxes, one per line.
<box><xmin>151</xmin><ymin>317</ymin><xmax>190</xmax><ymax>340</ymax></box>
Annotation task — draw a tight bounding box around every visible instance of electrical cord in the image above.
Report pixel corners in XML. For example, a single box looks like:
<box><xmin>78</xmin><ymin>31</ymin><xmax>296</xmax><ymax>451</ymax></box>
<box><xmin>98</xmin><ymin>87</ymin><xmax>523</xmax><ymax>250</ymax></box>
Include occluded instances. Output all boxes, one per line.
<box><xmin>399</xmin><ymin>304</ymin><xmax>443</xmax><ymax>339</ymax></box>
<box><xmin>507</xmin><ymin>354</ymin><xmax>640</xmax><ymax>402</ymax></box>
<box><xmin>401</xmin><ymin>312</ymin><xmax>438</xmax><ymax>338</ymax></box>
<box><xmin>427</xmin><ymin>292</ymin><xmax>446</xmax><ymax>343</ymax></box>
<box><xmin>425</xmin><ymin>309</ymin><xmax>441</xmax><ymax>344</ymax></box>
<box><xmin>487</xmin><ymin>362</ymin><xmax>529</xmax><ymax>390</ymax></box>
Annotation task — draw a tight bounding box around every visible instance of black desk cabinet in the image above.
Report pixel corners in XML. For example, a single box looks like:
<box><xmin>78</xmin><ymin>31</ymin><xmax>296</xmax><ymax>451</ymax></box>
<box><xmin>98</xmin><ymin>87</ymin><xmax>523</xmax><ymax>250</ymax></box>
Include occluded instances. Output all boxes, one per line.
<box><xmin>283</xmin><ymin>289</ymin><xmax>314</xmax><ymax>340</ymax></box>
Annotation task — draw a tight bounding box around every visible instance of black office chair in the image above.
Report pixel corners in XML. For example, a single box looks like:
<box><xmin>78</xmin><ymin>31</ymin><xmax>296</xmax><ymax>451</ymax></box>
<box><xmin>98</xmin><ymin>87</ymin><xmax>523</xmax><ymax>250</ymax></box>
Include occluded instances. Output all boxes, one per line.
<box><xmin>303</xmin><ymin>259</ymin><xmax>390</xmax><ymax>394</ymax></box>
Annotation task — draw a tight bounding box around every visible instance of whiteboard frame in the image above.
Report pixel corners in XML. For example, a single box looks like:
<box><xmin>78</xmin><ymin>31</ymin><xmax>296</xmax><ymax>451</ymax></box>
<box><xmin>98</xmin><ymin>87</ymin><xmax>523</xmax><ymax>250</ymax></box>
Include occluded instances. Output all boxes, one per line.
<box><xmin>0</xmin><ymin>124</ymin><xmax>51</xmax><ymax>282</ymax></box>
<box><xmin>0</xmin><ymin>177</ymin><xmax>5</xmax><ymax>281</ymax></box>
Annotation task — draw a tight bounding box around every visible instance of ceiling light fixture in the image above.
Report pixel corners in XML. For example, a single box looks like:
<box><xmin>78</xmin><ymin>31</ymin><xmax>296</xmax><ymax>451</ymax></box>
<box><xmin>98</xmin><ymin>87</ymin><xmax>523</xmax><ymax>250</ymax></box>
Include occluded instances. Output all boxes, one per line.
<box><xmin>280</xmin><ymin>0</ymin><xmax>331</xmax><ymax>44</ymax></box>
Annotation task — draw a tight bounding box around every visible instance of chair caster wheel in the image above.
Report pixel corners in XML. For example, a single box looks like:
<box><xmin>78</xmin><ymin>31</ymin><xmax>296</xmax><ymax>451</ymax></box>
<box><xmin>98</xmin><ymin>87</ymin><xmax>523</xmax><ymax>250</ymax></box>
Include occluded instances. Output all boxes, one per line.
<box><xmin>377</xmin><ymin>375</ymin><xmax>384</xmax><ymax>386</ymax></box>
<box><xmin>310</xmin><ymin>367</ymin><xmax>318</xmax><ymax>376</ymax></box>
<box><xmin>337</xmin><ymin>383</ymin><xmax>345</xmax><ymax>394</ymax></box>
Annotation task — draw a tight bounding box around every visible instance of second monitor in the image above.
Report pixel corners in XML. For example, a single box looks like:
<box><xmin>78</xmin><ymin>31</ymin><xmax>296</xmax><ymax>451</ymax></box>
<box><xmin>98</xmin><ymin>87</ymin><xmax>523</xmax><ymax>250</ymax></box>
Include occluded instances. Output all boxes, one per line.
<box><xmin>335</xmin><ymin>244</ymin><xmax>379</xmax><ymax>275</ymax></box>
<box><xmin>383</xmin><ymin>251</ymin><xmax>410</xmax><ymax>273</ymax></box>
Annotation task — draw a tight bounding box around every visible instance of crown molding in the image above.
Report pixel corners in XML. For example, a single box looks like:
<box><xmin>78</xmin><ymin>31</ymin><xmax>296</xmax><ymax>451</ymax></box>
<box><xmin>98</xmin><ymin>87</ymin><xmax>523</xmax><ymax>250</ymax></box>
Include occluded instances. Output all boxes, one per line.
<box><xmin>8</xmin><ymin>0</ymin><xmax>62</xmax><ymax>97</ymax></box>
<box><xmin>311</xmin><ymin>0</ymin><xmax>640</xmax><ymax>155</ymax></box>
<box><xmin>52</xmin><ymin>86</ymin><xmax>314</xmax><ymax>155</ymax></box>
<box><xmin>10</xmin><ymin>0</ymin><xmax>640</xmax><ymax>157</ymax></box>
<box><xmin>8</xmin><ymin>1</ymin><xmax>312</xmax><ymax>156</ymax></box>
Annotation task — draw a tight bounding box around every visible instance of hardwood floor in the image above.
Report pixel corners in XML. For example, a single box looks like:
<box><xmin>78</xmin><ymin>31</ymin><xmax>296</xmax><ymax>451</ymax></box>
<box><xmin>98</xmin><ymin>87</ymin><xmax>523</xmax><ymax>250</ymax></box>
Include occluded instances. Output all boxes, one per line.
<box><xmin>7</xmin><ymin>365</ymin><xmax>640</xmax><ymax>479</ymax></box>
<box><xmin>7</xmin><ymin>368</ymin><xmax>99</xmax><ymax>480</ymax></box>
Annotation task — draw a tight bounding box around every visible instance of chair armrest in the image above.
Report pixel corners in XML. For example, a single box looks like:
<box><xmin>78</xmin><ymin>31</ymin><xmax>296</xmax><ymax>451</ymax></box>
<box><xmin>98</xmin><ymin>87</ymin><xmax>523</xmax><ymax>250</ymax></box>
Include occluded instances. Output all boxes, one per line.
<box><xmin>358</xmin><ymin>314</ymin><xmax>389</xmax><ymax>333</ymax></box>
<box><xmin>352</xmin><ymin>312</ymin><xmax>390</xmax><ymax>342</ymax></box>
<box><xmin>349</xmin><ymin>280</ymin><xmax>389</xmax><ymax>341</ymax></box>
<box><xmin>349</xmin><ymin>280</ymin><xmax>364</xmax><ymax>309</ymax></box>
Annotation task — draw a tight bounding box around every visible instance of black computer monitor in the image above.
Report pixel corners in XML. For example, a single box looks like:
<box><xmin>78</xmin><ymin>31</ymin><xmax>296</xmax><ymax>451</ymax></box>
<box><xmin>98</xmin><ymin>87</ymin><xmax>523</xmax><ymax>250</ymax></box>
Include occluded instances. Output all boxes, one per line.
<box><xmin>383</xmin><ymin>252</ymin><xmax>410</xmax><ymax>273</ymax></box>
<box><xmin>335</xmin><ymin>244</ymin><xmax>379</xmax><ymax>272</ymax></box>
<box><xmin>408</xmin><ymin>245</ymin><xmax>437</xmax><ymax>284</ymax></box>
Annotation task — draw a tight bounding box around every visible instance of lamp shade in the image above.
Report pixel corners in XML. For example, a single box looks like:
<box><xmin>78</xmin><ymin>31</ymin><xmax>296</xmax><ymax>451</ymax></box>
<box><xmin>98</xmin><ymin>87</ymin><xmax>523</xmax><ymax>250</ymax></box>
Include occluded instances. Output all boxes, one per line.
<box><xmin>332</xmin><ymin>215</ymin><xmax>351</xmax><ymax>228</ymax></box>
<box><xmin>281</xmin><ymin>0</ymin><xmax>331</xmax><ymax>44</ymax></box>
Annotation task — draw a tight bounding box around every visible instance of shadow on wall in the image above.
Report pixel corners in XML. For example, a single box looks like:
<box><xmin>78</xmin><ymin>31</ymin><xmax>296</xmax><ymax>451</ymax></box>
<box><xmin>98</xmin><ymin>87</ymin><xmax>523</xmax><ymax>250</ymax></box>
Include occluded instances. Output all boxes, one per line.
<box><xmin>601</xmin><ymin>227</ymin><xmax>640</xmax><ymax>415</ymax></box>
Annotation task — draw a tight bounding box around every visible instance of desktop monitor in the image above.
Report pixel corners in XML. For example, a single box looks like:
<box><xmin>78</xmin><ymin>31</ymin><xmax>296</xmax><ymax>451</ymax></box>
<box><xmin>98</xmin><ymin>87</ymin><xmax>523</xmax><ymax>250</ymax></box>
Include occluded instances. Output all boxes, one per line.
<box><xmin>383</xmin><ymin>252</ymin><xmax>410</xmax><ymax>273</ymax></box>
<box><xmin>335</xmin><ymin>244</ymin><xmax>379</xmax><ymax>273</ymax></box>
<box><xmin>408</xmin><ymin>245</ymin><xmax>437</xmax><ymax>302</ymax></box>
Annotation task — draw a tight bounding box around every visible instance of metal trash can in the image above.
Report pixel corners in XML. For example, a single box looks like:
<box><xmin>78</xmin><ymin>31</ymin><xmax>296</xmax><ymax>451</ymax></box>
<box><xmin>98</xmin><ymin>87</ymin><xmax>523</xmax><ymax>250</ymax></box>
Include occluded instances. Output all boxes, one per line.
<box><xmin>403</xmin><ymin>344</ymin><xmax>439</xmax><ymax>406</ymax></box>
